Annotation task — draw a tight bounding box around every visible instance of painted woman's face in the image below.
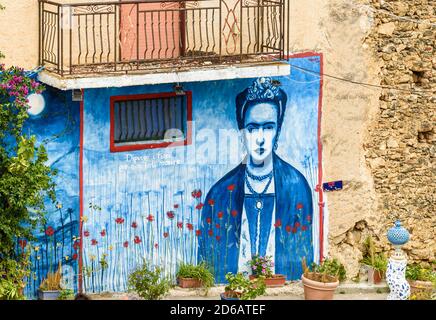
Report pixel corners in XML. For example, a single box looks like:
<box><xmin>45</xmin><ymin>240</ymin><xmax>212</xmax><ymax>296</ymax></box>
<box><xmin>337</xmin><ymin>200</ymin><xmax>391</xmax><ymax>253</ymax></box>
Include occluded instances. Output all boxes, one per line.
<box><xmin>242</xmin><ymin>102</ymin><xmax>278</xmax><ymax>165</ymax></box>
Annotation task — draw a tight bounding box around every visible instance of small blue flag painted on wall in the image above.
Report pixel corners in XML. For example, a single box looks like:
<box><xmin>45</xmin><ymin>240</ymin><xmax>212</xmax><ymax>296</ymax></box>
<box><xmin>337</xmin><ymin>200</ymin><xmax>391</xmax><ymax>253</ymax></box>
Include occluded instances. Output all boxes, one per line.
<box><xmin>323</xmin><ymin>181</ymin><xmax>343</xmax><ymax>192</ymax></box>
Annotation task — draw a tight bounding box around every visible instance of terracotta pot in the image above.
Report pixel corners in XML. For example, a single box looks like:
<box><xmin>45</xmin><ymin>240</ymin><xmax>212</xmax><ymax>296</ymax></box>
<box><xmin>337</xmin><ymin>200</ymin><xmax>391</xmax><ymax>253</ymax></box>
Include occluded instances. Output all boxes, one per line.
<box><xmin>301</xmin><ymin>274</ymin><xmax>339</xmax><ymax>300</ymax></box>
<box><xmin>408</xmin><ymin>280</ymin><xmax>433</xmax><ymax>294</ymax></box>
<box><xmin>177</xmin><ymin>277</ymin><xmax>203</xmax><ymax>288</ymax></box>
<box><xmin>367</xmin><ymin>267</ymin><xmax>383</xmax><ymax>284</ymax></box>
<box><xmin>249</xmin><ymin>274</ymin><xmax>286</xmax><ymax>287</ymax></box>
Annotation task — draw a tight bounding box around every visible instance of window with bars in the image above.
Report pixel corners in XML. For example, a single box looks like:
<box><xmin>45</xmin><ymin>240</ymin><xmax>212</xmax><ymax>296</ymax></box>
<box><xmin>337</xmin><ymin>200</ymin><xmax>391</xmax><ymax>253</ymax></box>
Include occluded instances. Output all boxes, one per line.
<box><xmin>110</xmin><ymin>92</ymin><xmax>192</xmax><ymax>152</ymax></box>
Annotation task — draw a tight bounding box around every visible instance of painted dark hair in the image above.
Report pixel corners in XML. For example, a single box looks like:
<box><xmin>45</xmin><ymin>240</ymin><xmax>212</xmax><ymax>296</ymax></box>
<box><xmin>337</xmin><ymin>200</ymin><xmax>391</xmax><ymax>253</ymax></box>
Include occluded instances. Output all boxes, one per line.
<box><xmin>235</xmin><ymin>77</ymin><xmax>287</xmax><ymax>131</ymax></box>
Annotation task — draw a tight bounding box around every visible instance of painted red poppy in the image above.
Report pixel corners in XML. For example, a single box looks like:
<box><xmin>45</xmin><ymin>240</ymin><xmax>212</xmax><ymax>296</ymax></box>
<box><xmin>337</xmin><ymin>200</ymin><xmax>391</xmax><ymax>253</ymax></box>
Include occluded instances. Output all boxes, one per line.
<box><xmin>292</xmin><ymin>227</ymin><xmax>297</xmax><ymax>234</ymax></box>
<box><xmin>215</xmin><ymin>223</ymin><xmax>220</xmax><ymax>229</ymax></box>
<box><xmin>167</xmin><ymin>211</ymin><xmax>175</xmax><ymax>219</ymax></box>
<box><xmin>217</xmin><ymin>211</ymin><xmax>223</xmax><ymax>219</ymax></box>
<box><xmin>227</xmin><ymin>184</ymin><xmax>235</xmax><ymax>191</ymax></box>
<box><xmin>191</xmin><ymin>189</ymin><xmax>202</xmax><ymax>199</ymax></box>
<box><xmin>73</xmin><ymin>242</ymin><xmax>80</xmax><ymax>251</ymax></box>
<box><xmin>45</xmin><ymin>226</ymin><xmax>54</xmax><ymax>237</ymax></box>
<box><xmin>187</xmin><ymin>223</ymin><xmax>194</xmax><ymax>231</ymax></box>
<box><xmin>274</xmin><ymin>219</ymin><xmax>282</xmax><ymax>228</ymax></box>
<box><xmin>123</xmin><ymin>241</ymin><xmax>129</xmax><ymax>248</ymax></box>
<box><xmin>72</xmin><ymin>253</ymin><xmax>78</xmax><ymax>260</ymax></box>
<box><xmin>19</xmin><ymin>239</ymin><xmax>27</xmax><ymax>249</ymax></box>
<box><xmin>294</xmin><ymin>222</ymin><xmax>301</xmax><ymax>228</ymax></box>
<box><xmin>231</xmin><ymin>210</ymin><xmax>238</xmax><ymax>217</ymax></box>
<box><xmin>196</xmin><ymin>203</ymin><xmax>204</xmax><ymax>210</ymax></box>
<box><xmin>154</xmin><ymin>243</ymin><xmax>159</xmax><ymax>249</ymax></box>
<box><xmin>177</xmin><ymin>221</ymin><xmax>183</xmax><ymax>229</ymax></box>
<box><xmin>163</xmin><ymin>232</ymin><xmax>169</xmax><ymax>238</ymax></box>
<box><xmin>208</xmin><ymin>229</ymin><xmax>213</xmax><ymax>236</ymax></box>
<box><xmin>100</xmin><ymin>229</ymin><xmax>106</xmax><ymax>237</ymax></box>
<box><xmin>115</xmin><ymin>217</ymin><xmax>125</xmax><ymax>224</ymax></box>
<box><xmin>91</xmin><ymin>239</ymin><xmax>98</xmax><ymax>246</ymax></box>
<box><xmin>146</xmin><ymin>214</ymin><xmax>154</xmax><ymax>222</ymax></box>
<box><xmin>285</xmin><ymin>225</ymin><xmax>291</xmax><ymax>233</ymax></box>
<box><xmin>216</xmin><ymin>236</ymin><xmax>221</xmax><ymax>241</ymax></box>
<box><xmin>83</xmin><ymin>230</ymin><xmax>90</xmax><ymax>237</ymax></box>
<box><xmin>131</xmin><ymin>222</ymin><xmax>138</xmax><ymax>229</ymax></box>
<box><xmin>306</xmin><ymin>215</ymin><xmax>312</xmax><ymax>222</ymax></box>
<box><xmin>208</xmin><ymin>199</ymin><xmax>215</xmax><ymax>206</ymax></box>
<box><xmin>195</xmin><ymin>230</ymin><xmax>201</xmax><ymax>237</ymax></box>
<box><xmin>301</xmin><ymin>225</ymin><xmax>308</xmax><ymax>231</ymax></box>
<box><xmin>174</xmin><ymin>204</ymin><xmax>179</xmax><ymax>209</ymax></box>
<box><xmin>206</xmin><ymin>217</ymin><xmax>212</xmax><ymax>224</ymax></box>
<box><xmin>296</xmin><ymin>203</ymin><xmax>303</xmax><ymax>210</ymax></box>
<box><xmin>134</xmin><ymin>236</ymin><xmax>141</xmax><ymax>244</ymax></box>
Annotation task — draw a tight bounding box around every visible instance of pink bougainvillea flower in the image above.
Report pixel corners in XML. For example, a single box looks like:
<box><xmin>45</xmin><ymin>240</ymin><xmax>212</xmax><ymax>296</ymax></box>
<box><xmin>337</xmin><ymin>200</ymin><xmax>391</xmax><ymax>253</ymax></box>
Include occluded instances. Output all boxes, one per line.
<box><xmin>285</xmin><ymin>225</ymin><xmax>291</xmax><ymax>233</ymax></box>
<box><xmin>216</xmin><ymin>235</ymin><xmax>221</xmax><ymax>241</ymax></box>
<box><xmin>18</xmin><ymin>239</ymin><xmax>27</xmax><ymax>249</ymax></box>
<box><xmin>115</xmin><ymin>217</ymin><xmax>125</xmax><ymax>224</ymax></box>
<box><xmin>91</xmin><ymin>239</ymin><xmax>98</xmax><ymax>246</ymax></box>
<box><xmin>131</xmin><ymin>222</ymin><xmax>138</xmax><ymax>229</ymax></box>
<box><xmin>231</xmin><ymin>210</ymin><xmax>238</xmax><ymax>217</ymax></box>
<box><xmin>196</xmin><ymin>203</ymin><xmax>204</xmax><ymax>210</ymax></box>
<box><xmin>227</xmin><ymin>184</ymin><xmax>235</xmax><ymax>191</ymax></box>
<box><xmin>167</xmin><ymin>211</ymin><xmax>175</xmax><ymax>219</ymax></box>
<box><xmin>100</xmin><ymin>229</ymin><xmax>106</xmax><ymax>237</ymax></box>
<box><xmin>206</xmin><ymin>217</ymin><xmax>212</xmax><ymax>224</ymax></box>
<box><xmin>123</xmin><ymin>241</ymin><xmax>129</xmax><ymax>248</ymax></box>
<box><xmin>45</xmin><ymin>226</ymin><xmax>54</xmax><ymax>237</ymax></box>
<box><xmin>146</xmin><ymin>214</ymin><xmax>154</xmax><ymax>222</ymax></box>
<box><xmin>208</xmin><ymin>199</ymin><xmax>215</xmax><ymax>206</ymax></box>
<box><xmin>186</xmin><ymin>223</ymin><xmax>194</xmax><ymax>231</ymax></box>
<box><xmin>134</xmin><ymin>236</ymin><xmax>141</xmax><ymax>244</ymax></box>
<box><xmin>174</xmin><ymin>204</ymin><xmax>179</xmax><ymax>209</ymax></box>
<box><xmin>83</xmin><ymin>230</ymin><xmax>90</xmax><ymax>237</ymax></box>
<box><xmin>163</xmin><ymin>232</ymin><xmax>169</xmax><ymax>238</ymax></box>
<box><xmin>208</xmin><ymin>229</ymin><xmax>213</xmax><ymax>237</ymax></box>
<box><xmin>217</xmin><ymin>211</ymin><xmax>224</xmax><ymax>219</ymax></box>
<box><xmin>274</xmin><ymin>219</ymin><xmax>282</xmax><ymax>228</ymax></box>
<box><xmin>177</xmin><ymin>221</ymin><xmax>183</xmax><ymax>229</ymax></box>
<box><xmin>296</xmin><ymin>203</ymin><xmax>303</xmax><ymax>210</ymax></box>
<box><xmin>195</xmin><ymin>230</ymin><xmax>201</xmax><ymax>237</ymax></box>
<box><xmin>215</xmin><ymin>223</ymin><xmax>220</xmax><ymax>229</ymax></box>
<box><xmin>191</xmin><ymin>189</ymin><xmax>202</xmax><ymax>199</ymax></box>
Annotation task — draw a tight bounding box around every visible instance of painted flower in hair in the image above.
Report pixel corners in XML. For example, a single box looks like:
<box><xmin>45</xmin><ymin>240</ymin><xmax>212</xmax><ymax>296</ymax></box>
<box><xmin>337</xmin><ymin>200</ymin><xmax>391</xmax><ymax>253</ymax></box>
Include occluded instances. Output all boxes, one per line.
<box><xmin>196</xmin><ymin>203</ymin><xmax>204</xmax><ymax>210</ymax></box>
<box><xmin>134</xmin><ymin>236</ymin><xmax>141</xmax><ymax>244</ymax></box>
<box><xmin>115</xmin><ymin>217</ymin><xmax>124</xmax><ymax>224</ymax></box>
<box><xmin>45</xmin><ymin>226</ymin><xmax>54</xmax><ymax>236</ymax></box>
<box><xmin>246</xmin><ymin>77</ymin><xmax>280</xmax><ymax>101</ymax></box>
<box><xmin>167</xmin><ymin>211</ymin><xmax>175</xmax><ymax>219</ymax></box>
<box><xmin>131</xmin><ymin>222</ymin><xmax>138</xmax><ymax>229</ymax></box>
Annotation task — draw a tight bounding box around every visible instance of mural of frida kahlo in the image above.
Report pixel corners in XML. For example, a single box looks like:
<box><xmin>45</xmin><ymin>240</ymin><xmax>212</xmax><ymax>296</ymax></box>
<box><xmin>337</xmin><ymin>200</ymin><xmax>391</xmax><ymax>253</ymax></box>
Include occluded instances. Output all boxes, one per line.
<box><xmin>198</xmin><ymin>77</ymin><xmax>314</xmax><ymax>282</ymax></box>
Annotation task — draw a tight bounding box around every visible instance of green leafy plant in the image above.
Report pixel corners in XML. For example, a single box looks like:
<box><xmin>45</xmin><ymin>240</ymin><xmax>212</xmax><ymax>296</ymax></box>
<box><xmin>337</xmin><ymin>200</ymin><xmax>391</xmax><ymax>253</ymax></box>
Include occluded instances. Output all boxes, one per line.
<box><xmin>57</xmin><ymin>288</ymin><xmax>75</xmax><ymax>300</ymax></box>
<box><xmin>406</xmin><ymin>264</ymin><xmax>436</xmax><ymax>283</ymax></box>
<box><xmin>224</xmin><ymin>272</ymin><xmax>266</xmax><ymax>300</ymax></box>
<box><xmin>176</xmin><ymin>262</ymin><xmax>214</xmax><ymax>290</ymax></box>
<box><xmin>302</xmin><ymin>257</ymin><xmax>345</xmax><ymax>283</ymax></box>
<box><xmin>362</xmin><ymin>254</ymin><xmax>388</xmax><ymax>273</ymax></box>
<box><xmin>127</xmin><ymin>261</ymin><xmax>172</xmax><ymax>300</ymax></box>
<box><xmin>247</xmin><ymin>255</ymin><xmax>274</xmax><ymax>278</ymax></box>
<box><xmin>0</xmin><ymin>64</ymin><xmax>56</xmax><ymax>258</ymax></box>
<box><xmin>0</xmin><ymin>251</ymin><xmax>31</xmax><ymax>300</ymax></box>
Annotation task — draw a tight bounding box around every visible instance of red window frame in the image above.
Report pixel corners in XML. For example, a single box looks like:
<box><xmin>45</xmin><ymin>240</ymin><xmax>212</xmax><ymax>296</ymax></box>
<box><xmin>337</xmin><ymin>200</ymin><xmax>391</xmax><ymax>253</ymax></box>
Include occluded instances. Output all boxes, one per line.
<box><xmin>110</xmin><ymin>91</ymin><xmax>192</xmax><ymax>152</ymax></box>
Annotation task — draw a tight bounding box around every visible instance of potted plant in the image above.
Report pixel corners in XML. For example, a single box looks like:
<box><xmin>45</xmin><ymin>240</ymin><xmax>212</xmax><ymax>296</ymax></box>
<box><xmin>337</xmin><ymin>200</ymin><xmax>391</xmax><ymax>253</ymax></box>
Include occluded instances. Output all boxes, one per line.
<box><xmin>301</xmin><ymin>257</ymin><xmax>346</xmax><ymax>300</ymax></box>
<box><xmin>406</xmin><ymin>264</ymin><xmax>435</xmax><ymax>299</ymax></box>
<box><xmin>127</xmin><ymin>260</ymin><xmax>172</xmax><ymax>300</ymax></box>
<box><xmin>221</xmin><ymin>272</ymin><xmax>266</xmax><ymax>300</ymax></box>
<box><xmin>247</xmin><ymin>255</ymin><xmax>286</xmax><ymax>287</ymax></box>
<box><xmin>38</xmin><ymin>262</ymin><xmax>63</xmax><ymax>300</ymax></box>
<box><xmin>176</xmin><ymin>262</ymin><xmax>214</xmax><ymax>290</ymax></box>
<box><xmin>361</xmin><ymin>236</ymin><xmax>387</xmax><ymax>284</ymax></box>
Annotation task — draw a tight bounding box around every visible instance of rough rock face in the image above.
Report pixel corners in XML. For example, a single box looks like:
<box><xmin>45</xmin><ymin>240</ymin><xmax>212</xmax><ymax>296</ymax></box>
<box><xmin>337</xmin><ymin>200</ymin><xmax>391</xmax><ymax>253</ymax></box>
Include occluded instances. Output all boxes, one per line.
<box><xmin>327</xmin><ymin>0</ymin><xmax>435</xmax><ymax>279</ymax></box>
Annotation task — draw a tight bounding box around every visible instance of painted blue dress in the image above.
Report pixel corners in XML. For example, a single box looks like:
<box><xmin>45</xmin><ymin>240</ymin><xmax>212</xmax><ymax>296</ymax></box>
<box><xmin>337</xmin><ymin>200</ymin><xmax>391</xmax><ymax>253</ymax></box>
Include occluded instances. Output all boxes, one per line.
<box><xmin>198</xmin><ymin>153</ymin><xmax>314</xmax><ymax>283</ymax></box>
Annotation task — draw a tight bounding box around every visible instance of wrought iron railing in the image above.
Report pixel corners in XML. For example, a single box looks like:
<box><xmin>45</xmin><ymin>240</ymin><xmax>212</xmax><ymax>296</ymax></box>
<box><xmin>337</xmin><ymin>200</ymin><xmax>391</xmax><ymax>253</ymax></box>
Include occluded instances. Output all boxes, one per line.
<box><xmin>39</xmin><ymin>0</ymin><xmax>288</xmax><ymax>76</ymax></box>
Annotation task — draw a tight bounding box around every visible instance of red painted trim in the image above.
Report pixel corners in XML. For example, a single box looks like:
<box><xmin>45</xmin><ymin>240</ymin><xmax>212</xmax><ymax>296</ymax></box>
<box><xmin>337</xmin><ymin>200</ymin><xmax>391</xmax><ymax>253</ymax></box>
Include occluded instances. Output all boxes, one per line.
<box><xmin>286</xmin><ymin>51</ymin><xmax>325</xmax><ymax>262</ymax></box>
<box><xmin>78</xmin><ymin>89</ymin><xmax>84</xmax><ymax>293</ymax></box>
<box><xmin>109</xmin><ymin>91</ymin><xmax>193</xmax><ymax>153</ymax></box>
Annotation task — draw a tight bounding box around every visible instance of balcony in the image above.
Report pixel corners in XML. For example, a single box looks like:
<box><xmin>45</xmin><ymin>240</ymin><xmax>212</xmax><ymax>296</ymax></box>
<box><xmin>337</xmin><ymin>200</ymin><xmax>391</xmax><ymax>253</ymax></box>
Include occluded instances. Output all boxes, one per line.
<box><xmin>38</xmin><ymin>0</ymin><xmax>291</xmax><ymax>89</ymax></box>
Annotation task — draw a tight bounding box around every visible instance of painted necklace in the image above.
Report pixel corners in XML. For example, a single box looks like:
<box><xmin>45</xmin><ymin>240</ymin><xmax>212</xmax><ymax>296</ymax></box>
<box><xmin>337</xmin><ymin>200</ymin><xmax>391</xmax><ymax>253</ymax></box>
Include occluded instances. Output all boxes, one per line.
<box><xmin>245</xmin><ymin>170</ymin><xmax>274</xmax><ymax>255</ymax></box>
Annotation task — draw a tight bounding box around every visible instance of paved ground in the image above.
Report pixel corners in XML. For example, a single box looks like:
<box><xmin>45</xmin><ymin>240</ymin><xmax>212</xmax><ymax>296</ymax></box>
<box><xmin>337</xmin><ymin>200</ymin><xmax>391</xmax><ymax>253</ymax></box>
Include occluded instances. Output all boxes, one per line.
<box><xmin>89</xmin><ymin>281</ymin><xmax>390</xmax><ymax>300</ymax></box>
